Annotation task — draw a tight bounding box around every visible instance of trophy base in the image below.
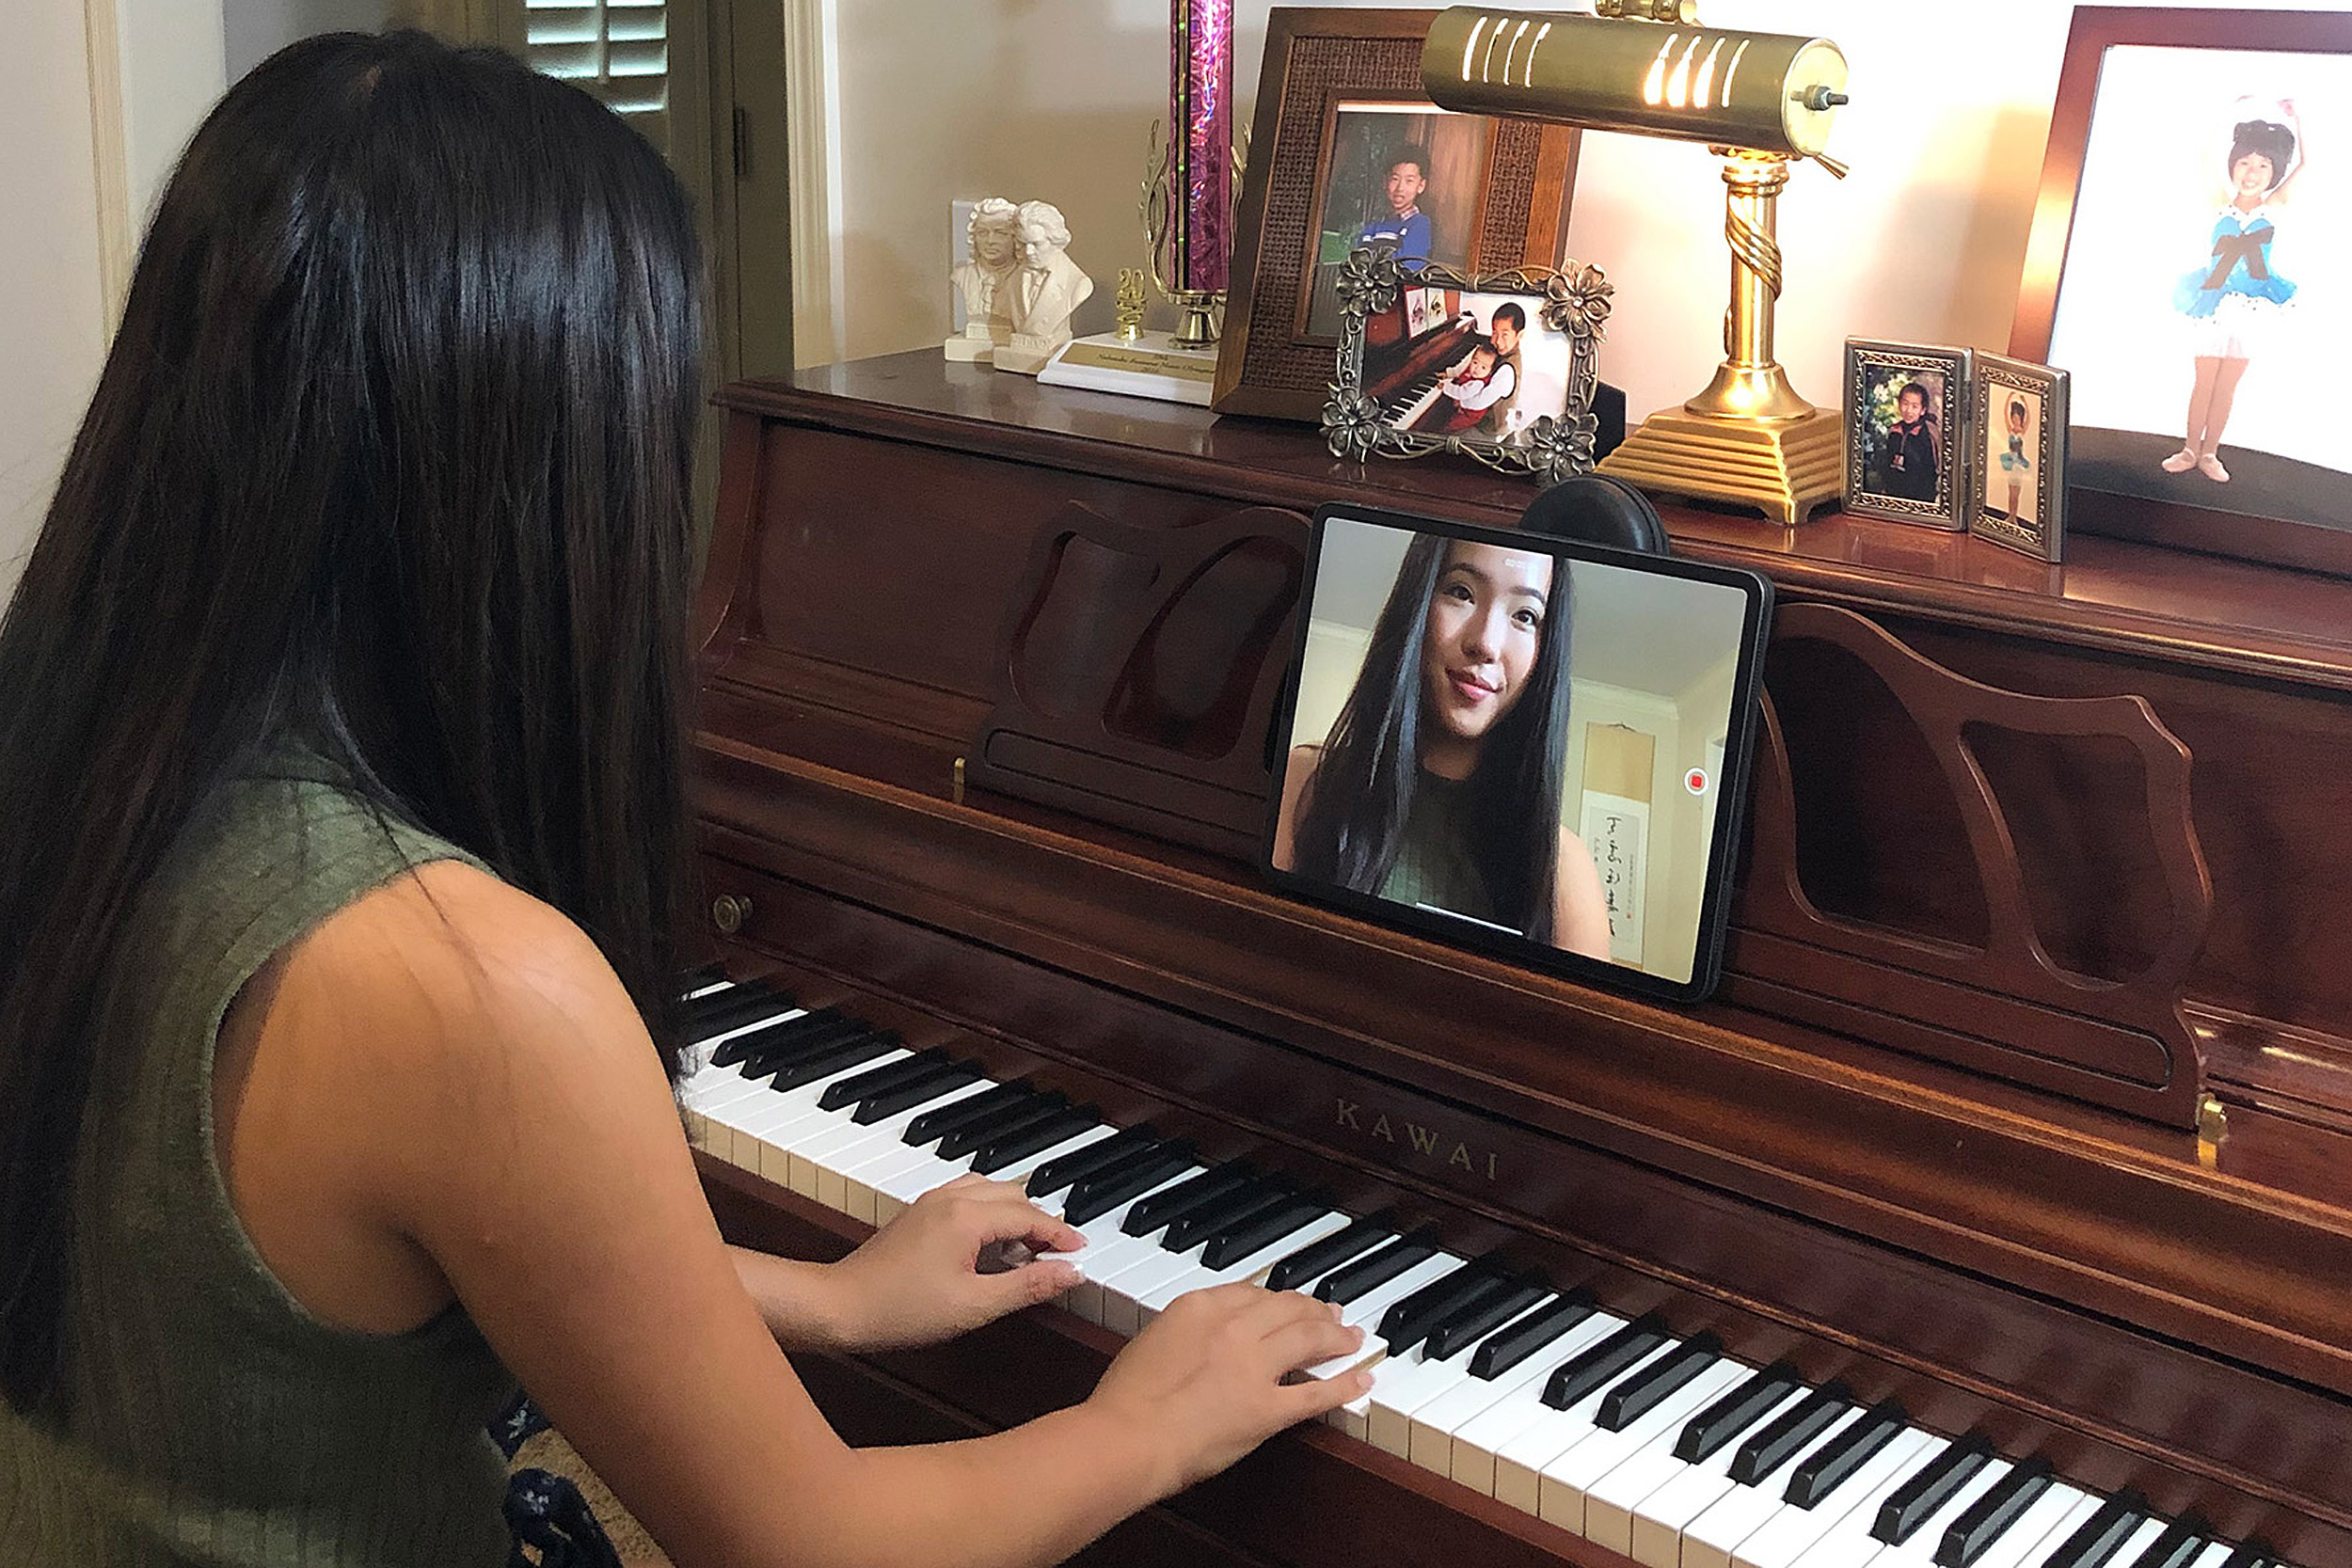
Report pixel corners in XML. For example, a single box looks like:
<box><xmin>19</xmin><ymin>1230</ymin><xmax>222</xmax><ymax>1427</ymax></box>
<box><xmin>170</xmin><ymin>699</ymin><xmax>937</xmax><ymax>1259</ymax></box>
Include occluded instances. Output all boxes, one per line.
<box><xmin>1597</xmin><ymin>406</ymin><xmax>1843</xmax><ymax>529</ymax></box>
<box><xmin>1035</xmin><ymin>330</ymin><xmax>1217</xmax><ymax>407</ymax></box>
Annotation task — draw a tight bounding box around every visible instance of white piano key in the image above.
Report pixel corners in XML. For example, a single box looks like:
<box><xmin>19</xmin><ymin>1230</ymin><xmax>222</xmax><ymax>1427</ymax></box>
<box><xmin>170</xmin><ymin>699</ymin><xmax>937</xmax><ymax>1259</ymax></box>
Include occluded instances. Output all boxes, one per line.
<box><xmin>2078</xmin><ymin>1518</ymin><xmax>2173</xmax><ymax>1568</ymax></box>
<box><xmin>1135</xmin><ymin>1211</ymin><xmax>1354</xmax><ymax>1321</ymax></box>
<box><xmin>812</xmin><ymin>1085</ymin><xmax>1051</xmax><ymax>1213</ymax></box>
<box><xmin>1406</xmin><ymin>1305</ymin><xmax>1600</xmax><ymax>1476</ymax></box>
<box><xmin>1446</xmin><ymin>1309</ymin><xmax>1629</xmax><ymax>1496</ymax></box>
<box><xmin>1730</xmin><ymin>1427</ymin><xmax>1938</xmax><ymax>1568</ymax></box>
<box><xmin>1491</xmin><ymin>1336</ymin><xmax>1682</xmax><ymax>1515</ymax></box>
<box><xmin>2183</xmin><ymin>1547</ymin><xmax>2235</xmax><ymax>1568</ymax></box>
<box><xmin>1677</xmin><ymin>1404</ymin><xmax>1872</xmax><ymax>1568</ymax></box>
<box><xmin>681</xmin><ymin>978</ymin><xmax>738</xmax><ymax>1002</ymax></box>
<box><xmin>1536</xmin><ymin>1358</ymin><xmax>1749</xmax><ymax>1534</ymax></box>
<box><xmin>707</xmin><ymin>1051</ymin><xmax>916</xmax><ymax>1180</ymax></box>
<box><xmin>834</xmin><ymin>1081</ymin><xmax>1004</xmax><ymax>1221</ymax></box>
<box><xmin>1600</xmin><ymin>1381</ymin><xmax>1811</xmax><ymax>1566</ymax></box>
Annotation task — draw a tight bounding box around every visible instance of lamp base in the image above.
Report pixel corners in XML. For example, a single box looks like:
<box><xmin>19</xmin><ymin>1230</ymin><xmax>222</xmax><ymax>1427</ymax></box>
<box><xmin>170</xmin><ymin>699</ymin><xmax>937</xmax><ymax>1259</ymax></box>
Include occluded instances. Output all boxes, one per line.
<box><xmin>1597</xmin><ymin>406</ymin><xmax>1843</xmax><ymax>529</ymax></box>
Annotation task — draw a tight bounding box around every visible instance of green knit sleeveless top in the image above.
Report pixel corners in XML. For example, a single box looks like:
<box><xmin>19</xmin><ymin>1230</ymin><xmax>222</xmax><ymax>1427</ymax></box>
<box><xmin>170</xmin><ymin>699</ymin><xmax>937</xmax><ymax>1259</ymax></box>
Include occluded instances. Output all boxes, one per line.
<box><xmin>1377</xmin><ymin>769</ymin><xmax>1502</xmax><ymax>927</ymax></box>
<box><xmin>0</xmin><ymin>757</ymin><xmax>516</xmax><ymax>1567</ymax></box>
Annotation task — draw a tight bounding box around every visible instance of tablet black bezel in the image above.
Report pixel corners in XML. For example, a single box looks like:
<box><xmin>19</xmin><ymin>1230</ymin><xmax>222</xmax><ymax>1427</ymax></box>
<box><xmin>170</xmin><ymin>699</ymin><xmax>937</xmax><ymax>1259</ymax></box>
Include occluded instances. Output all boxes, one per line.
<box><xmin>1262</xmin><ymin>503</ymin><xmax>1775</xmax><ymax>1006</ymax></box>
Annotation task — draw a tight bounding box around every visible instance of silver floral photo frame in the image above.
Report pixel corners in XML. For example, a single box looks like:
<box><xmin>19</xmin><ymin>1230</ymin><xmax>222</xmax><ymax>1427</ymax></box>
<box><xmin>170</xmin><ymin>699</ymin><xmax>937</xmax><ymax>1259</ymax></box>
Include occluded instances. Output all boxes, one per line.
<box><xmin>1323</xmin><ymin>247</ymin><xmax>1610</xmax><ymax>483</ymax></box>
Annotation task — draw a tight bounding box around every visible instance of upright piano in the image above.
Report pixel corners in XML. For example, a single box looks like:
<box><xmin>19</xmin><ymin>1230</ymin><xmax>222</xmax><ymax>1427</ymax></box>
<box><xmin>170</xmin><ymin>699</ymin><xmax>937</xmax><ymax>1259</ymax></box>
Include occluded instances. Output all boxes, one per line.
<box><xmin>684</xmin><ymin>352</ymin><xmax>2352</xmax><ymax>1568</ymax></box>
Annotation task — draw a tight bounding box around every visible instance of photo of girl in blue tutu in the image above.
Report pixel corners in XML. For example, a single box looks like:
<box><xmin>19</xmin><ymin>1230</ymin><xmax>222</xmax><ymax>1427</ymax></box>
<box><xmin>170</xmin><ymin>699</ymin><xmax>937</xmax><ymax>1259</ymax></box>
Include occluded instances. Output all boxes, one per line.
<box><xmin>2164</xmin><ymin>105</ymin><xmax>2303</xmax><ymax>484</ymax></box>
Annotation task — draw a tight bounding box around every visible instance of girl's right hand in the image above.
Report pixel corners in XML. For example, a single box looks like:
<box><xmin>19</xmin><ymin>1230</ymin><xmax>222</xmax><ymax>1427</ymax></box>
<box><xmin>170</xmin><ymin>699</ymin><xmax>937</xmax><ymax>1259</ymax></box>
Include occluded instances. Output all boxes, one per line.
<box><xmin>1088</xmin><ymin>1284</ymin><xmax>1372</xmax><ymax>1495</ymax></box>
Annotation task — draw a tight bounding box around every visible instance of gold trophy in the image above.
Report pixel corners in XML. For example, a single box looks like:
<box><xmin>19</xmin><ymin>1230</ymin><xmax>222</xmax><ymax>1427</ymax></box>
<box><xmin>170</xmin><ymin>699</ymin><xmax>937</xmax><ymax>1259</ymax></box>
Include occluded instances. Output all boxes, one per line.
<box><xmin>1422</xmin><ymin>3</ymin><xmax>1851</xmax><ymax>526</ymax></box>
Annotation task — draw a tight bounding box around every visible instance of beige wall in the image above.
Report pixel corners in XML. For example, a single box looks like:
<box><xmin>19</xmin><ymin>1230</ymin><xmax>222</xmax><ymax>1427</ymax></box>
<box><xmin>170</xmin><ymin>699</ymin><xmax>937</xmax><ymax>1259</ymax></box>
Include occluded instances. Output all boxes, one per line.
<box><xmin>0</xmin><ymin>5</ymin><xmax>113</xmax><ymax>593</ymax></box>
<box><xmin>803</xmin><ymin>0</ymin><xmax>2315</xmax><ymax>411</ymax></box>
<box><xmin>0</xmin><ymin>0</ymin><xmax>227</xmax><ymax>600</ymax></box>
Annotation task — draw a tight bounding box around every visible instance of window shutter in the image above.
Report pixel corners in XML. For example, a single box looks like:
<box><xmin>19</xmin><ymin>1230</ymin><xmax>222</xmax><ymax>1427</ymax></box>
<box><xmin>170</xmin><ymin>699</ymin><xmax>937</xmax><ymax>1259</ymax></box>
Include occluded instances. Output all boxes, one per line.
<box><xmin>523</xmin><ymin>0</ymin><xmax>671</xmax><ymax>151</ymax></box>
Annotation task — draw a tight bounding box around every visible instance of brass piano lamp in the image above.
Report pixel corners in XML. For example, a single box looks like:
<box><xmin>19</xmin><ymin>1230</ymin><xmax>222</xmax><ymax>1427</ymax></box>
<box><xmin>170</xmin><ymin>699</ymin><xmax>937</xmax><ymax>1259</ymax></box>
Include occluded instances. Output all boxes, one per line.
<box><xmin>1421</xmin><ymin>2</ymin><xmax>1851</xmax><ymax>526</ymax></box>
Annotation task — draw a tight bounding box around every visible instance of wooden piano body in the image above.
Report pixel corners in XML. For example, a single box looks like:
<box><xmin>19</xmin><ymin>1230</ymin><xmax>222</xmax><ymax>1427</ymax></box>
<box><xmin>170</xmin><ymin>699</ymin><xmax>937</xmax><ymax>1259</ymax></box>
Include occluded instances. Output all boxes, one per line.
<box><xmin>689</xmin><ymin>353</ymin><xmax>2352</xmax><ymax>1567</ymax></box>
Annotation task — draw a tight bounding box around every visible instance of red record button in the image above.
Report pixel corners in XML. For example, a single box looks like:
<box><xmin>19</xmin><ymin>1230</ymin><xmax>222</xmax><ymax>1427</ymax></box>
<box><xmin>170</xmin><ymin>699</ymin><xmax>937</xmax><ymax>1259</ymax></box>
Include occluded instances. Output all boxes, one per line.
<box><xmin>1684</xmin><ymin>768</ymin><xmax>1709</xmax><ymax>796</ymax></box>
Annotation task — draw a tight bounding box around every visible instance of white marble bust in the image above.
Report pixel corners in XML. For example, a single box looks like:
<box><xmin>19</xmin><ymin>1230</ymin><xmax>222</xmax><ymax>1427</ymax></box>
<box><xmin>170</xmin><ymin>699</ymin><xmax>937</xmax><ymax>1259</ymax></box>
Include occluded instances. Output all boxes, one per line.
<box><xmin>995</xmin><ymin>200</ymin><xmax>1093</xmax><ymax>375</ymax></box>
<box><xmin>945</xmin><ymin>197</ymin><xmax>1019</xmax><ymax>362</ymax></box>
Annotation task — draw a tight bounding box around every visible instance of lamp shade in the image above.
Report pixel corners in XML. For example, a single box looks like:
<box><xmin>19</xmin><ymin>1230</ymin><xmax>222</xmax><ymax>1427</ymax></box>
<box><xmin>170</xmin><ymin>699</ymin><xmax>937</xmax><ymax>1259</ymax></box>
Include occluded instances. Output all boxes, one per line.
<box><xmin>1422</xmin><ymin>7</ymin><xmax>1846</xmax><ymax>159</ymax></box>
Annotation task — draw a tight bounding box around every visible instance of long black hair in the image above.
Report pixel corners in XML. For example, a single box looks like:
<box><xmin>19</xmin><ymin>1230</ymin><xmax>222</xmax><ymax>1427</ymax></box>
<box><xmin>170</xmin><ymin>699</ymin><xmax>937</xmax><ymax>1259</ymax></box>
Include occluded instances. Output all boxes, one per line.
<box><xmin>0</xmin><ymin>31</ymin><xmax>703</xmax><ymax>1412</ymax></box>
<box><xmin>1292</xmin><ymin>534</ymin><xmax>1575</xmax><ymax>941</ymax></box>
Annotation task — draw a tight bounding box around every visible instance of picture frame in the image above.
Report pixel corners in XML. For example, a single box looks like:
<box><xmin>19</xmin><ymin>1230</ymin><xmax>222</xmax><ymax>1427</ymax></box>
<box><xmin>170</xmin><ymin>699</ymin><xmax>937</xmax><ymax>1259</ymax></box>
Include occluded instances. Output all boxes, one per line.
<box><xmin>1842</xmin><ymin>338</ymin><xmax>1973</xmax><ymax>530</ymax></box>
<box><xmin>2012</xmin><ymin>7</ymin><xmax>2352</xmax><ymax>576</ymax></box>
<box><xmin>1322</xmin><ymin>249</ymin><xmax>1610</xmax><ymax>483</ymax></box>
<box><xmin>1213</xmin><ymin>8</ymin><xmax>1582</xmax><ymax>423</ymax></box>
<box><xmin>1968</xmin><ymin>354</ymin><xmax>2070</xmax><ymax>563</ymax></box>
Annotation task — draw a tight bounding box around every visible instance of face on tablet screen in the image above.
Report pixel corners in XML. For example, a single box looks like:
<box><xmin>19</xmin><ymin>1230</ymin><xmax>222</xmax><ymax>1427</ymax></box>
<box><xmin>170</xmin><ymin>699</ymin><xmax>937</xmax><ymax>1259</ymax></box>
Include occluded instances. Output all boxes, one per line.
<box><xmin>1269</xmin><ymin>513</ymin><xmax>1766</xmax><ymax>994</ymax></box>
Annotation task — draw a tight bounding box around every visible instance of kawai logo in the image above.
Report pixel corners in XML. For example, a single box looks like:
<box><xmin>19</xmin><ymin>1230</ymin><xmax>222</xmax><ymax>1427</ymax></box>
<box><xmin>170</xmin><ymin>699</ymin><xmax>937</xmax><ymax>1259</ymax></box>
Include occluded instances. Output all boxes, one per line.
<box><xmin>1335</xmin><ymin>1098</ymin><xmax>1501</xmax><ymax>1180</ymax></box>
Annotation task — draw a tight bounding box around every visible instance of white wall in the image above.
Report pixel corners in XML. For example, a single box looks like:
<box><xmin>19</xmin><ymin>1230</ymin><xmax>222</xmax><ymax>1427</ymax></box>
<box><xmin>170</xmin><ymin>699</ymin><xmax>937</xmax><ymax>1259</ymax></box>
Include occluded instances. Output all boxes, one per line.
<box><xmin>803</xmin><ymin>0</ymin><xmax>2334</xmax><ymax>415</ymax></box>
<box><xmin>0</xmin><ymin>5</ymin><xmax>114</xmax><ymax>592</ymax></box>
<box><xmin>226</xmin><ymin>0</ymin><xmax>394</xmax><ymax>79</ymax></box>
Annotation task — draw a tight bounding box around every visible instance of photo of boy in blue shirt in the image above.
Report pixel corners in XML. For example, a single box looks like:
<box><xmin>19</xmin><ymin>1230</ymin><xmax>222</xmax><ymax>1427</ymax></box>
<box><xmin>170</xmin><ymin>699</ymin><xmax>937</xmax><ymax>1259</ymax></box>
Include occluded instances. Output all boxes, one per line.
<box><xmin>1356</xmin><ymin>150</ymin><xmax>1433</xmax><ymax>261</ymax></box>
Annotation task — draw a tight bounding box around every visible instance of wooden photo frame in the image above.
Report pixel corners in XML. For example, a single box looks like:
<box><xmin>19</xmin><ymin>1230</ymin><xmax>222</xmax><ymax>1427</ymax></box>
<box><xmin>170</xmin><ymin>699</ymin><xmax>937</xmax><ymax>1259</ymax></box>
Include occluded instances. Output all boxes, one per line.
<box><xmin>1843</xmin><ymin>338</ymin><xmax>1972</xmax><ymax>531</ymax></box>
<box><xmin>1969</xmin><ymin>353</ymin><xmax>2070</xmax><ymax>563</ymax></box>
<box><xmin>1213</xmin><ymin>8</ymin><xmax>1581</xmax><ymax>422</ymax></box>
<box><xmin>2012</xmin><ymin>7</ymin><xmax>2352</xmax><ymax>575</ymax></box>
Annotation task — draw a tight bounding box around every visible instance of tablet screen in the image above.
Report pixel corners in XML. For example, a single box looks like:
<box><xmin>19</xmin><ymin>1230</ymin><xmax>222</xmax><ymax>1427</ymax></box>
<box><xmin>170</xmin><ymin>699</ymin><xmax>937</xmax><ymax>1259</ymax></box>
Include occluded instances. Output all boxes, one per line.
<box><xmin>1266</xmin><ymin>506</ymin><xmax>1772</xmax><ymax>1002</ymax></box>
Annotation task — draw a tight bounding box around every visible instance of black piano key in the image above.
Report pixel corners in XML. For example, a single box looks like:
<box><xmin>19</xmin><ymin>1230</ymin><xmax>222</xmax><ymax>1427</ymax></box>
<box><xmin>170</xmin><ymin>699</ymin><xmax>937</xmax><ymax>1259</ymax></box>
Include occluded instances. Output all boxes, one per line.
<box><xmin>1469</xmin><ymin>1289</ymin><xmax>1595</xmax><ymax>1380</ymax></box>
<box><xmin>1425</xmin><ymin>1273</ymin><xmax>1551</xmax><ymax>1361</ymax></box>
<box><xmin>1676</xmin><ymin>1359</ymin><xmax>1805</xmax><ymax>1464</ymax></box>
<box><xmin>1200</xmin><ymin>1192</ymin><xmax>1332</xmax><ymax>1271</ymax></box>
<box><xmin>1313</xmin><ymin>1226</ymin><xmax>1443</xmax><ymax>1305</ymax></box>
<box><xmin>1730</xmin><ymin>1380</ymin><xmax>1852</xmax><ymax>1487</ymax></box>
<box><xmin>766</xmin><ymin>1030</ymin><xmax>901</xmax><ymax>1092</ymax></box>
<box><xmin>852</xmin><ymin>1061</ymin><xmax>982</xmax><ymax>1124</ymax></box>
<box><xmin>722</xmin><ymin>1011</ymin><xmax>861</xmax><ymax>1070</ymax></box>
<box><xmin>1541</xmin><ymin>1312</ymin><xmax>1670</xmax><ymax>1411</ymax></box>
<box><xmin>1161</xmin><ymin>1178</ymin><xmax>1290</xmax><ymax>1254</ymax></box>
<box><xmin>676</xmin><ymin>961</ymin><xmax>727</xmax><ymax>994</ymax></box>
<box><xmin>936</xmin><ymin>1092</ymin><xmax>1069</xmax><ymax>1164</ymax></box>
<box><xmin>1120</xmin><ymin>1161</ymin><xmax>1256</xmax><ymax>1238</ymax></box>
<box><xmin>1026</xmin><ymin>1124</ymin><xmax>1158</xmax><ymax>1198</ymax></box>
<box><xmin>2217</xmin><ymin>1542</ymin><xmax>2280</xmax><ymax>1568</ymax></box>
<box><xmin>2125</xmin><ymin>1517</ymin><xmax>2211</xmax><ymax>1568</ymax></box>
<box><xmin>690</xmin><ymin>986</ymin><xmax>801</xmax><ymax>1040</ymax></box>
<box><xmin>1597</xmin><ymin>1331</ymin><xmax>1722</xmax><ymax>1432</ymax></box>
<box><xmin>1375</xmin><ymin>1257</ymin><xmax>1505</xmax><ymax>1353</ymax></box>
<box><xmin>1062</xmin><ymin>1142</ymin><xmax>1197</xmax><ymax>1227</ymax></box>
<box><xmin>1264</xmin><ymin>1212</ymin><xmax>1395</xmax><ymax>1293</ymax></box>
<box><xmin>968</xmin><ymin>1105</ymin><xmax>1102</xmax><ymax>1175</ymax></box>
<box><xmin>1874</xmin><ymin>1432</ymin><xmax>1996</xmax><ymax>1544</ymax></box>
<box><xmin>903</xmin><ymin>1081</ymin><xmax>1033</xmax><ymax>1147</ymax></box>
<box><xmin>818</xmin><ymin>1048</ymin><xmax>951</xmax><ymax>1113</ymax></box>
<box><xmin>1784</xmin><ymin>1397</ymin><xmax>1907</xmax><ymax>1510</ymax></box>
<box><xmin>2038</xmin><ymin>1491</ymin><xmax>2150</xmax><ymax>1568</ymax></box>
<box><xmin>1936</xmin><ymin>1458</ymin><xmax>2054</xmax><ymax>1567</ymax></box>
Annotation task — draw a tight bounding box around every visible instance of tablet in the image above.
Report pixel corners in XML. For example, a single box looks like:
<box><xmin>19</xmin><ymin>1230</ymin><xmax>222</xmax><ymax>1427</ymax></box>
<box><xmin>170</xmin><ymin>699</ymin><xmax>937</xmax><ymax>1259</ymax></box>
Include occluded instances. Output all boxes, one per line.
<box><xmin>1264</xmin><ymin>505</ymin><xmax>1773</xmax><ymax>1004</ymax></box>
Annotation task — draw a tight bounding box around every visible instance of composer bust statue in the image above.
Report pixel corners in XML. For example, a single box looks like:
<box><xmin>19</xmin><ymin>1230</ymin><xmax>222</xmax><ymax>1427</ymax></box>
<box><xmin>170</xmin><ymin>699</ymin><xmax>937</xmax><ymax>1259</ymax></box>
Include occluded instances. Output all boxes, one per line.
<box><xmin>945</xmin><ymin>197</ymin><xmax>1019</xmax><ymax>362</ymax></box>
<box><xmin>994</xmin><ymin>199</ymin><xmax>1093</xmax><ymax>375</ymax></box>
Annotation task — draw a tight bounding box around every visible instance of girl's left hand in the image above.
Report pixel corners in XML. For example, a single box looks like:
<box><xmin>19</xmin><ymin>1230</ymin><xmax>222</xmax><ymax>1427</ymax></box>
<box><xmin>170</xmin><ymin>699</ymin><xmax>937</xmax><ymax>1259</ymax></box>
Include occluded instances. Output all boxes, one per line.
<box><xmin>824</xmin><ymin>1175</ymin><xmax>1086</xmax><ymax>1350</ymax></box>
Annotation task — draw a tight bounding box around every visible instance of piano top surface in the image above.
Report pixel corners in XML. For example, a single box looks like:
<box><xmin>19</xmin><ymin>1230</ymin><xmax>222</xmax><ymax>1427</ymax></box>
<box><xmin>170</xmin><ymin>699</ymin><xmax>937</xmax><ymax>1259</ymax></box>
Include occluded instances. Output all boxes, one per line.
<box><xmin>721</xmin><ymin>353</ymin><xmax>2352</xmax><ymax>694</ymax></box>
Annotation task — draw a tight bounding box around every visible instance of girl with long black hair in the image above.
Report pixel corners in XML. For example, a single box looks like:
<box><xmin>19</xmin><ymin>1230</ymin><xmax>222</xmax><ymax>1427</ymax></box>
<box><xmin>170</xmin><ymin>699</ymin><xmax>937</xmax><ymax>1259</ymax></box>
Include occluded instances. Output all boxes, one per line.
<box><xmin>1274</xmin><ymin>533</ymin><xmax>1609</xmax><ymax>959</ymax></box>
<box><xmin>0</xmin><ymin>32</ymin><xmax>1362</xmax><ymax>1567</ymax></box>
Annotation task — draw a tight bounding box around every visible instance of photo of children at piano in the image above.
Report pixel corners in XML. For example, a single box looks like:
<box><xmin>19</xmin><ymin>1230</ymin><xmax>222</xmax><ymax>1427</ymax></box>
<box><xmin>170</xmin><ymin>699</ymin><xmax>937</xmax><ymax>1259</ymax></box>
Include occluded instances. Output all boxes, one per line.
<box><xmin>1274</xmin><ymin>533</ymin><xmax>1612</xmax><ymax>959</ymax></box>
<box><xmin>1307</xmin><ymin>104</ymin><xmax>1491</xmax><ymax>339</ymax></box>
<box><xmin>1398</xmin><ymin>301</ymin><xmax>1531</xmax><ymax>438</ymax></box>
<box><xmin>0</xmin><ymin>31</ymin><xmax>1372</xmax><ymax>1568</ymax></box>
<box><xmin>1866</xmin><ymin>372</ymin><xmax>1944</xmax><ymax>502</ymax></box>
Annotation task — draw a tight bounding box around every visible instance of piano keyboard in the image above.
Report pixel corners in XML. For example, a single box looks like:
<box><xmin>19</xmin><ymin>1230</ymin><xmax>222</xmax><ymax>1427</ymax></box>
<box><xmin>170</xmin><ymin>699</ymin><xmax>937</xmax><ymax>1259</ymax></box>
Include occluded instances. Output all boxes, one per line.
<box><xmin>675</xmin><ymin>974</ymin><xmax>2293</xmax><ymax>1568</ymax></box>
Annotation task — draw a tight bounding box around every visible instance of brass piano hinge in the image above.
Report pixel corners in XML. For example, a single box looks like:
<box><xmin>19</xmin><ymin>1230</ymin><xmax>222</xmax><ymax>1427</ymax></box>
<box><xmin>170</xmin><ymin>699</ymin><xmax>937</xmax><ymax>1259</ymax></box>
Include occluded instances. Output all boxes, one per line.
<box><xmin>952</xmin><ymin>756</ymin><xmax>966</xmax><ymax>807</ymax></box>
<box><xmin>2196</xmin><ymin>1093</ymin><xmax>2228</xmax><ymax>1170</ymax></box>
